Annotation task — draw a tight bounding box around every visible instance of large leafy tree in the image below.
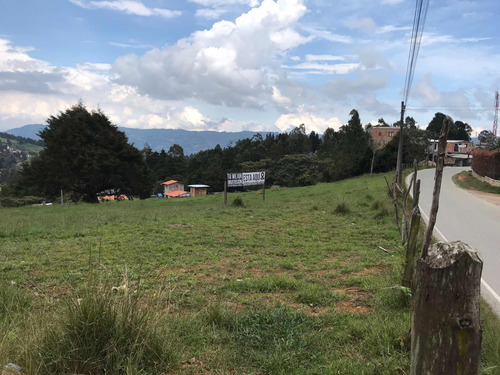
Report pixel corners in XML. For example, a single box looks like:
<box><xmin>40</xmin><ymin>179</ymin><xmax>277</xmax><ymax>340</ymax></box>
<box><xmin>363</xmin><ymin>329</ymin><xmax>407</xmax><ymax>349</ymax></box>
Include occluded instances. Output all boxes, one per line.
<box><xmin>333</xmin><ymin>109</ymin><xmax>372</xmax><ymax>180</ymax></box>
<box><xmin>426</xmin><ymin>112</ymin><xmax>471</xmax><ymax>141</ymax></box>
<box><xmin>17</xmin><ymin>103</ymin><xmax>151</xmax><ymax>202</ymax></box>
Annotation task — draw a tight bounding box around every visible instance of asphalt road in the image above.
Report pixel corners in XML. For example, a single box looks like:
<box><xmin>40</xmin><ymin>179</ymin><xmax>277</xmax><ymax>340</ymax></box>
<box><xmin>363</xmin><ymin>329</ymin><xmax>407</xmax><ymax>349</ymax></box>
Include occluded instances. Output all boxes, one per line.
<box><xmin>412</xmin><ymin>167</ymin><xmax>500</xmax><ymax>315</ymax></box>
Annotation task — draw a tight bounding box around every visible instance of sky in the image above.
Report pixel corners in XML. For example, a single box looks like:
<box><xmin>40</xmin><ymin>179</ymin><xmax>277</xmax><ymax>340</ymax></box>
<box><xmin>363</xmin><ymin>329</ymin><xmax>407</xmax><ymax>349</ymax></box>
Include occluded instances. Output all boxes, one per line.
<box><xmin>0</xmin><ymin>0</ymin><xmax>498</xmax><ymax>136</ymax></box>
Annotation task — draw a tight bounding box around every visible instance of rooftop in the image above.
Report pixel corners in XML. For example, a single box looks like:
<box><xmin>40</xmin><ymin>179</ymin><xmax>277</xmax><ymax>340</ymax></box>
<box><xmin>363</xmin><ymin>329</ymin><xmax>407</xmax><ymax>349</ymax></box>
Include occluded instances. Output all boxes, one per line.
<box><xmin>162</xmin><ymin>180</ymin><xmax>179</xmax><ymax>185</ymax></box>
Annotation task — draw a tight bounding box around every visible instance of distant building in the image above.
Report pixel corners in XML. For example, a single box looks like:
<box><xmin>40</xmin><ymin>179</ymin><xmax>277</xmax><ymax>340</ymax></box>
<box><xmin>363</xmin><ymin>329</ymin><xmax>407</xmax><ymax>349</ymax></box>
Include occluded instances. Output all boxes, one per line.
<box><xmin>188</xmin><ymin>184</ymin><xmax>209</xmax><ymax>197</ymax></box>
<box><xmin>369</xmin><ymin>127</ymin><xmax>400</xmax><ymax>149</ymax></box>
<box><xmin>427</xmin><ymin>140</ymin><xmax>472</xmax><ymax>166</ymax></box>
<box><xmin>161</xmin><ymin>180</ymin><xmax>189</xmax><ymax>198</ymax></box>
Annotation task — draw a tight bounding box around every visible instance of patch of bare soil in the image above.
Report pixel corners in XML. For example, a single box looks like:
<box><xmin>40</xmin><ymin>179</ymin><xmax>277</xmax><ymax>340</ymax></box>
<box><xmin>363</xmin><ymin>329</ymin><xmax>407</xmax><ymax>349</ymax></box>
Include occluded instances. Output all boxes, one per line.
<box><xmin>351</xmin><ymin>265</ymin><xmax>388</xmax><ymax>277</ymax></box>
<box><xmin>245</xmin><ymin>292</ymin><xmax>329</xmax><ymax>316</ymax></box>
<box><xmin>333</xmin><ymin>287</ymin><xmax>372</xmax><ymax>315</ymax></box>
<box><xmin>469</xmin><ymin>190</ymin><xmax>500</xmax><ymax>207</ymax></box>
<box><xmin>336</xmin><ymin>300</ymin><xmax>371</xmax><ymax>314</ymax></box>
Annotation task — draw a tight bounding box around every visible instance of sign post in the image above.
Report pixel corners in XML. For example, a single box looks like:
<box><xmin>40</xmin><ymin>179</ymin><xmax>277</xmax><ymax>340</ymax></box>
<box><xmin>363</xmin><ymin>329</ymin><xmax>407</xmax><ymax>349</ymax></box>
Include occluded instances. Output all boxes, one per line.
<box><xmin>224</xmin><ymin>181</ymin><xmax>228</xmax><ymax>206</ymax></box>
<box><xmin>226</xmin><ymin>171</ymin><xmax>266</xmax><ymax>202</ymax></box>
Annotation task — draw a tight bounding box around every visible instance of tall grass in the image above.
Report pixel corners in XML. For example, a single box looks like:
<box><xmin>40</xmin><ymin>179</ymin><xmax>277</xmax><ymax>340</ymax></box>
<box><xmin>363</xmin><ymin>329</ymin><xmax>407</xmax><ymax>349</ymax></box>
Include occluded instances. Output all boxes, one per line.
<box><xmin>23</xmin><ymin>287</ymin><xmax>178</xmax><ymax>375</ymax></box>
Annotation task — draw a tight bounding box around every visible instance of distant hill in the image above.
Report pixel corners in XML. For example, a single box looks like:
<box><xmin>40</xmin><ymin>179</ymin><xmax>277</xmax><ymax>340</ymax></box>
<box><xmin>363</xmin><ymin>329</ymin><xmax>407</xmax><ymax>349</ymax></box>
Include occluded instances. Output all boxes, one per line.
<box><xmin>7</xmin><ymin>124</ymin><xmax>274</xmax><ymax>155</ymax></box>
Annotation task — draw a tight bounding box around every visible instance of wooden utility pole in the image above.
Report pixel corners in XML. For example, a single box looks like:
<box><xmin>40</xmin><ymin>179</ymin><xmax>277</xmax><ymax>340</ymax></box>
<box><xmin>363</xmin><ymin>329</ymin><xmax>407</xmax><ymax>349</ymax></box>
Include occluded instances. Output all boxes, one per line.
<box><xmin>396</xmin><ymin>101</ymin><xmax>405</xmax><ymax>187</ymax></box>
<box><xmin>411</xmin><ymin>241</ymin><xmax>482</xmax><ymax>375</ymax></box>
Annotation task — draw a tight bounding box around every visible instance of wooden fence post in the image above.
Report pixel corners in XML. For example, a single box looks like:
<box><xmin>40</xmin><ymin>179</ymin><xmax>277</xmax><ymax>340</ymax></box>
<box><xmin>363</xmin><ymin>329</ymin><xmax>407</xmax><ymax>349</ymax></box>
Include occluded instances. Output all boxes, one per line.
<box><xmin>421</xmin><ymin>116</ymin><xmax>452</xmax><ymax>258</ymax></box>
<box><xmin>411</xmin><ymin>241</ymin><xmax>482</xmax><ymax>375</ymax></box>
<box><xmin>402</xmin><ymin>179</ymin><xmax>420</xmax><ymax>288</ymax></box>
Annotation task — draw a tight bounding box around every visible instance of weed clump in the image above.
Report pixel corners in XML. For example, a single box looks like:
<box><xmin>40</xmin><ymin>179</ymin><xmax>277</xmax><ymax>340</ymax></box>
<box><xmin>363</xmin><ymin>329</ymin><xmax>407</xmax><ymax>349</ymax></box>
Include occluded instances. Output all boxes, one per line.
<box><xmin>232</xmin><ymin>197</ymin><xmax>244</xmax><ymax>207</ymax></box>
<box><xmin>333</xmin><ymin>202</ymin><xmax>350</xmax><ymax>215</ymax></box>
<box><xmin>29</xmin><ymin>288</ymin><xmax>177</xmax><ymax>375</ymax></box>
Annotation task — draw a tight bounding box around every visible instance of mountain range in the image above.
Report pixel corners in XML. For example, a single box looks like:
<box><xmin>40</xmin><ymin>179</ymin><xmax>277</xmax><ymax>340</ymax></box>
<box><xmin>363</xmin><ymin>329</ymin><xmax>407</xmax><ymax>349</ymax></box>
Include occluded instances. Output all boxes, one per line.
<box><xmin>6</xmin><ymin>124</ymin><xmax>274</xmax><ymax>155</ymax></box>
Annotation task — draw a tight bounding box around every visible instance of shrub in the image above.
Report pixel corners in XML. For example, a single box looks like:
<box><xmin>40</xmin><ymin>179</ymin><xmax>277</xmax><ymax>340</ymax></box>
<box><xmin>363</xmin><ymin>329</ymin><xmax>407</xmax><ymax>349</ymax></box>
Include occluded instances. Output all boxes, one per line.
<box><xmin>232</xmin><ymin>196</ymin><xmax>244</xmax><ymax>207</ymax></box>
<box><xmin>333</xmin><ymin>202</ymin><xmax>350</xmax><ymax>215</ymax></box>
<box><xmin>29</xmin><ymin>288</ymin><xmax>177</xmax><ymax>375</ymax></box>
<box><xmin>472</xmin><ymin>149</ymin><xmax>500</xmax><ymax>180</ymax></box>
<box><xmin>0</xmin><ymin>196</ymin><xmax>45</xmax><ymax>207</ymax></box>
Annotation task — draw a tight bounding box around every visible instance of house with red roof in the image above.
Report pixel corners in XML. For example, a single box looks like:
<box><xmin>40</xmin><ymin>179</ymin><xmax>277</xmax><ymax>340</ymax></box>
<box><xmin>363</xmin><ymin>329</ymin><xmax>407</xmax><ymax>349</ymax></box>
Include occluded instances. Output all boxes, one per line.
<box><xmin>161</xmin><ymin>180</ymin><xmax>189</xmax><ymax>198</ymax></box>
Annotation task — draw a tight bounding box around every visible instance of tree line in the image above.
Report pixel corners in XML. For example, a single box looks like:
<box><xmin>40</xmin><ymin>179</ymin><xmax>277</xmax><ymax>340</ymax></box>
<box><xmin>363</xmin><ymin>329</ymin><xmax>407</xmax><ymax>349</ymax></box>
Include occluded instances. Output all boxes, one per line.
<box><xmin>1</xmin><ymin>104</ymin><xmax>474</xmax><ymax>203</ymax></box>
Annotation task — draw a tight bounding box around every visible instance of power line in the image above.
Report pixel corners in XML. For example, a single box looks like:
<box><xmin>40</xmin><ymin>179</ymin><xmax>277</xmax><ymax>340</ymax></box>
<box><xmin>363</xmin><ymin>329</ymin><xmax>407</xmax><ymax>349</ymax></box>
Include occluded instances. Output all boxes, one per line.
<box><xmin>402</xmin><ymin>0</ymin><xmax>430</xmax><ymax>107</ymax></box>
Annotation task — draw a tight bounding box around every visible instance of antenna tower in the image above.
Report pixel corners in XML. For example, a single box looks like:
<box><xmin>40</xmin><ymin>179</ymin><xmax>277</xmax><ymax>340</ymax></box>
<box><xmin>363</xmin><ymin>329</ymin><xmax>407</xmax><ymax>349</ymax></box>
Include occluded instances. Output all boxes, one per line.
<box><xmin>494</xmin><ymin>91</ymin><xmax>499</xmax><ymax>137</ymax></box>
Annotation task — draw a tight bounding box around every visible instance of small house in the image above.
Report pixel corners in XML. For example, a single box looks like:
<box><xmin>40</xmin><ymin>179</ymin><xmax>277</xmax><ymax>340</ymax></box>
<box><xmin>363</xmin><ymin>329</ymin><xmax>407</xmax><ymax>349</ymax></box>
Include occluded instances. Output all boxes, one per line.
<box><xmin>188</xmin><ymin>184</ymin><xmax>209</xmax><ymax>197</ymax></box>
<box><xmin>427</xmin><ymin>140</ymin><xmax>472</xmax><ymax>166</ymax></box>
<box><xmin>162</xmin><ymin>180</ymin><xmax>184</xmax><ymax>196</ymax></box>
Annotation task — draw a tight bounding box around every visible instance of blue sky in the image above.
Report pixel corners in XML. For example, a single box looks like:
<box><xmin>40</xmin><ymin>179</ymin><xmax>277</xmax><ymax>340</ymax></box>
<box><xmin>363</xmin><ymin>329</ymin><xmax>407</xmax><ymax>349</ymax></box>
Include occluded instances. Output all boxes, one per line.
<box><xmin>0</xmin><ymin>0</ymin><xmax>498</xmax><ymax>136</ymax></box>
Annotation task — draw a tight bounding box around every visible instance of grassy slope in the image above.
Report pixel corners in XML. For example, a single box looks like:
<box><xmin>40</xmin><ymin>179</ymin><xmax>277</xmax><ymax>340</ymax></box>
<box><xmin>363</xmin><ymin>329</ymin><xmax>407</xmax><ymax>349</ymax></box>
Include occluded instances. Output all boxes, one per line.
<box><xmin>453</xmin><ymin>170</ymin><xmax>500</xmax><ymax>195</ymax></box>
<box><xmin>0</xmin><ymin>136</ymin><xmax>43</xmax><ymax>153</ymax></box>
<box><xmin>0</xmin><ymin>172</ymin><xmax>498</xmax><ymax>374</ymax></box>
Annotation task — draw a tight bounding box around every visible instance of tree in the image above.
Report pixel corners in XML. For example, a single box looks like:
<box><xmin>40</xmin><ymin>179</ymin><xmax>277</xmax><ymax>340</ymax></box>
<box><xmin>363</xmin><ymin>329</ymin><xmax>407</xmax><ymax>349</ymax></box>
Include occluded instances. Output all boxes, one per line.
<box><xmin>453</xmin><ymin>121</ymin><xmax>472</xmax><ymax>141</ymax></box>
<box><xmin>426</xmin><ymin>113</ymin><xmax>471</xmax><ymax>141</ymax></box>
<box><xmin>478</xmin><ymin>130</ymin><xmax>496</xmax><ymax>149</ymax></box>
<box><xmin>333</xmin><ymin>109</ymin><xmax>371</xmax><ymax>180</ymax></box>
<box><xmin>17</xmin><ymin>103</ymin><xmax>151</xmax><ymax>202</ymax></box>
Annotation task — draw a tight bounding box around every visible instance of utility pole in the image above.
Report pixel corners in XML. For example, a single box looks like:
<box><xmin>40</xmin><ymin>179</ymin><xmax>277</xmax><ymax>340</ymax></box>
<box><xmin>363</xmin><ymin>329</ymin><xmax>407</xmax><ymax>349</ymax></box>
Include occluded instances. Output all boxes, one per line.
<box><xmin>396</xmin><ymin>101</ymin><xmax>405</xmax><ymax>186</ymax></box>
<box><xmin>493</xmin><ymin>91</ymin><xmax>498</xmax><ymax>137</ymax></box>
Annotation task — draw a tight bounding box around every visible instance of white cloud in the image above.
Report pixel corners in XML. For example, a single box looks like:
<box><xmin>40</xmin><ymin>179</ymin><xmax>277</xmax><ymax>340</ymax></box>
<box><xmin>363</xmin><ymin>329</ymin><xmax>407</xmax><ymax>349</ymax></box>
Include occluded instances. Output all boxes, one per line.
<box><xmin>109</xmin><ymin>41</ymin><xmax>156</xmax><ymax>49</ymax></box>
<box><xmin>69</xmin><ymin>0</ymin><xmax>182</xmax><ymax>18</ymax></box>
<box><xmin>191</xmin><ymin>0</ymin><xmax>260</xmax><ymax>19</ymax></box>
<box><xmin>195</xmin><ymin>7</ymin><xmax>227</xmax><ymax>19</ymax></box>
<box><xmin>272</xmin><ymin>86</ymin><xmax>291</xmax><ymax>104</ymax></box>
<box><xmin>300</xmin><ymin>25</ymin><xmax>353</xmax><ymax>44</ymax></box>
<box><xmin>411</xmin><ymin>75</ymin><xmax>481</xmax><ymax>122</ymax></box>
<box><xmin>275</xmin><ymin>112</ymin><xmax>342</xmax><ymax>133</ymax></box>
<box><xmin>323</xmin><ymin>74</ymin><xmax>387</xmax><ymax>101</ymax></box>
<box><xmin>305</xmin><ymin>54</ymin><xmax>345</xmax><ymax>62</ymax></box>
<box><xmin>75</xmin><ymin>62</ymin><xmax>112</xmax><ymax>71</ymax></box>
<box><xmin>282</xmin><ymin>62</ymin><xmax>359</xmax><ymax>75</ymax></box>
<box><xmin>344</xmin><ymin>17</ymin><xmax>377</xmax><ymax>32</ymax></box>
<box><xmin>190</xmin><ymin>0</ymin><xmax>260</xmax><ymax>5</ymax></box>
<box><xmin>112</xmin><ymin>0</ymin><xmax>309</xmax><ymax>107</ymax></box>
<box><xmin>376</xmin><ymin>25</ymin><xmax>412</xmax><ymax>34</ymax></box>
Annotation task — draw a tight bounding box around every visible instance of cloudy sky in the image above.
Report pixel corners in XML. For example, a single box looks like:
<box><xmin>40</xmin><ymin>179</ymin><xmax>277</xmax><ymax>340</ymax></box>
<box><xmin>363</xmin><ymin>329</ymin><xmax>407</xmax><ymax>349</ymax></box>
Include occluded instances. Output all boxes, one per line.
<box><xmin>0</xmin><ymin>0</ymin><xmax>498</xmax><ymax>135</ymax></box>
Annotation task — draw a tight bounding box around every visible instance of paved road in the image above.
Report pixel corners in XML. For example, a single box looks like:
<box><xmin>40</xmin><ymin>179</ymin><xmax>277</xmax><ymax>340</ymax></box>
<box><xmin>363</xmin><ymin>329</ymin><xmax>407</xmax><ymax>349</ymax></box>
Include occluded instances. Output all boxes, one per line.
<box><xmin>413</xmin><ymin>167</ymin><xmax>500</xmax><ymax>314</ymax></box>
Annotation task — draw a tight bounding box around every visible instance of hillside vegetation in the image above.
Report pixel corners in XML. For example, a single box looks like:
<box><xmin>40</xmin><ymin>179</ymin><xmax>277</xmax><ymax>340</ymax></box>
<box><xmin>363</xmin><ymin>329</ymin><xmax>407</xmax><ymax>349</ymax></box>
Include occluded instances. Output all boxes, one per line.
<box><xmin>0</xmin><ymin>132</ymin><xmax>43</xmax><ymax>184</ymax></box>
<box><xmin>1</xmin><ymin>172</ymin><xmax>499</xmax><ymax>374</ymax></box>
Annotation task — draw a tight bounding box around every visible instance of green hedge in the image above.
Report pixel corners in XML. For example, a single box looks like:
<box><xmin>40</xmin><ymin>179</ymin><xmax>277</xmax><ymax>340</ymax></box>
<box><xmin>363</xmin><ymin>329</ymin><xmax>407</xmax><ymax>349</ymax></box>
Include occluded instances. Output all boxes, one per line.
<box><xmin>472</xmin><ymin>150</ymin><xmax>500</xmax><ymax>180</ymax></box>
<box><xmin>0</xmin><ymin>196</ymin><xmax>45</xmax><ymax>207</ymax></box>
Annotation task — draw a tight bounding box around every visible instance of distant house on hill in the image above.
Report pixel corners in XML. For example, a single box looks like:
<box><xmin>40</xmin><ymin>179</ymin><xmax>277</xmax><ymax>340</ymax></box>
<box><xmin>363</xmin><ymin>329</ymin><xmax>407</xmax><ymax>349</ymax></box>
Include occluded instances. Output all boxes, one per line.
<box><xmin>188</xmin><ymin>184</ymin><xmax>209</xmax><ymax>197</ymax></box>
<box><xmin>369</xmin><ymin>127</ymin><xmax>400</xmax><ymax>149</ymax></box>
<box><xmin>161</xmin><ymin>180</ymin><xmax>189</xmax><ymax>198</ymax></box>
<box><xmin>427</xmin><ymin>140</ymin><xmax>472</xmax><ymax>166</ymax></box>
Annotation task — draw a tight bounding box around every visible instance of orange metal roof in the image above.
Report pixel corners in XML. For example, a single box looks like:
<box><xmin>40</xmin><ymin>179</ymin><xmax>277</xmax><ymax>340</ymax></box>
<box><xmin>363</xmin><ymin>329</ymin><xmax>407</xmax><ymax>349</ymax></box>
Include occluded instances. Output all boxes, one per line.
<box><xmin>162</xmin><ymin>180</ymin><xmax>178</xmax><ymax>185</ymax></box>
<box><xmin>165</xmin><ymin>190</ymin><xmax>188</xmax><ymax>197</ymax></box>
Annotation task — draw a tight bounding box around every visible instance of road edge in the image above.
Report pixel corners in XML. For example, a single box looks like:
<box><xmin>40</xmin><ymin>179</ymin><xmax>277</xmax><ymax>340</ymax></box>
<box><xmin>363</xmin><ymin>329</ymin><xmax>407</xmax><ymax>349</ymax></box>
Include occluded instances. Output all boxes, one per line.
<box><xmin>406</xmin><ymin>171</ymin><xmax>500</xmax><ymax>316</ymax></box>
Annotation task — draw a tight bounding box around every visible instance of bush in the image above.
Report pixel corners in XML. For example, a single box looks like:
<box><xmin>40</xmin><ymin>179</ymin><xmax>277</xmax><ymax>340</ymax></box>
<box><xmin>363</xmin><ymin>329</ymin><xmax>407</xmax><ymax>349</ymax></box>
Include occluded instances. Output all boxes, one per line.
<box><xmin>472</xmin><ymin>150</ymin><xmax>500</xmax><ymax>180</ymax></box>
<box><xmin>0</xmin><ymin>196</ymin><xmax>44</xmax><ymax>207</ymax></box>
<box><xmin>333</xmin><ymin>202</ymin><xmax>350</xmax><ymax>215</ymax></box>
<box><xmin>232</xmin><ymin>196</ymin><xmax>244</xmax><ymax>207</ymax></box>
<box><xmin>29</xmin><ymin>288</ymin><xmax>177</xmax><ymax>375</ymax></box>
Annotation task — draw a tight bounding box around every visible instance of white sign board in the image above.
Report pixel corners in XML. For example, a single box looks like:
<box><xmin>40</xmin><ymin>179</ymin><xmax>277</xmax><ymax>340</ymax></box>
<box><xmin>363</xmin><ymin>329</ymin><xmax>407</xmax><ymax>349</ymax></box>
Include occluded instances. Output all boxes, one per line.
<box><xmin>227</xmin><ymin>172</ymin><xmax>265</xmax><ymax>187</ymax></box>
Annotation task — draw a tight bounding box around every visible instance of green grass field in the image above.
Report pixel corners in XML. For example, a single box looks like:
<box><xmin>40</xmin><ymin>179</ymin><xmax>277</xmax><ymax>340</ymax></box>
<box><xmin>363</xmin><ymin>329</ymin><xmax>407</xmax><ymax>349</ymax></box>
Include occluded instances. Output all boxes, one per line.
<box><xmin>1</xmin><ymin>172</ymin><xmax>499</xmax><ymax>374</ymax></box>
<box><xmin>453</xmin><ymin>170</ymin><xmax>500</xmax><ymax>195</ymax></box>
<box><xmin>0</xmin><ymin>136</ymin><xmax>43</xmax><ymax>153</ymax></box>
